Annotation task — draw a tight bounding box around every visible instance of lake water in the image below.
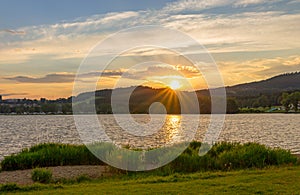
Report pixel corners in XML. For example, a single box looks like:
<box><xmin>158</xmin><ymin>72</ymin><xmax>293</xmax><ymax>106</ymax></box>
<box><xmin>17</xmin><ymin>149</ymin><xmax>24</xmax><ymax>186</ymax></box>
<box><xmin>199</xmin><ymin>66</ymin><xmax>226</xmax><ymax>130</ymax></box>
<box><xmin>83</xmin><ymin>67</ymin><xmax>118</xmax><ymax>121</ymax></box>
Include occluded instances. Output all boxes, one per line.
<box><xmin>0</xmin><ymin>114</ymin><xmax>299</xmax><ymax>160</ymax></box>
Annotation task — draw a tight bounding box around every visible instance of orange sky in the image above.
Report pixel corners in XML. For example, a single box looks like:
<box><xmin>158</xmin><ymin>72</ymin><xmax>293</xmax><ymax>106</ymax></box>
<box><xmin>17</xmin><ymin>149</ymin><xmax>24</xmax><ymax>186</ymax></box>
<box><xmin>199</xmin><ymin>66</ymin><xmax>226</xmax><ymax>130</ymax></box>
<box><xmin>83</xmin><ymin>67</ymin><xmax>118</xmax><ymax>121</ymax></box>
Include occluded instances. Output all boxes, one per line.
<box><xmin>1</xmin><ymin>1</ymin><xmax>300</xmax><ymax>99</ymax></box>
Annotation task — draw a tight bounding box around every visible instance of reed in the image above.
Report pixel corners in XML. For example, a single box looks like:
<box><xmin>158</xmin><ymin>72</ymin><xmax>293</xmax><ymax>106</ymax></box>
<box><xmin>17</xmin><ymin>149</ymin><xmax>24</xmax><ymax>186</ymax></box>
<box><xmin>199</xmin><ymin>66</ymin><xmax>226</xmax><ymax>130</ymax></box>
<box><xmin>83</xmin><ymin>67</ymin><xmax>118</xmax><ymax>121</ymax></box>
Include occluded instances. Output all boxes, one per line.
<box><xmin>1</xmin><ymin>141</ymin><xmax>297</xmax><ymax>173</ymax></box>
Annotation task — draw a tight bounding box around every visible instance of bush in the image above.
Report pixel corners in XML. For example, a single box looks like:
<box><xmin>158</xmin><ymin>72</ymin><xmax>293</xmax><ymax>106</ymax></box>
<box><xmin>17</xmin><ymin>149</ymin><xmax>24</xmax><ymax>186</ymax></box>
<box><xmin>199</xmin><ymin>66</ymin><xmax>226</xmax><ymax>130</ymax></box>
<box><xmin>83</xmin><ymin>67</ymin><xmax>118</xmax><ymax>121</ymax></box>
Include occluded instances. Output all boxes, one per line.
<box><xmin>157</xmin><ymin>142</ymin><xmax>298</xmax><ymax>174</ymax></box>
<box><xmin>31</xmin><ymin>168</ymin><xmax>52</xmax><ymax>183</ymax></box>
<box><xmin>0</xmin><ymin>183</ymin><xmax>20</xmax><ymax>192</ymax></box>
<box><xmin>1</xmin><ymin>143</ymin><xmax>106</xmax><ymax>171</ymax></box>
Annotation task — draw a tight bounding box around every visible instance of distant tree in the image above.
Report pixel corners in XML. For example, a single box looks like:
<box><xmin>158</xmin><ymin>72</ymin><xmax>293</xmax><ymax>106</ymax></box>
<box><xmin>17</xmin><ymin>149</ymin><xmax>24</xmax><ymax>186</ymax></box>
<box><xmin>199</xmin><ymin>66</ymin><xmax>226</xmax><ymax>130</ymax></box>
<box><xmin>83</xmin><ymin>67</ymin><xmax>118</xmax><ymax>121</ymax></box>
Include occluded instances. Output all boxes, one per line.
<box><xmin>15</xmin><ymin>106</ymin><xmax>25</xmax><ymax>114</ymax></box>
<box><xmin>62</xmin><ymin>103</ymin><xmax>72</xmax><ymax>114</ymax></box>
<box><xmin>227</xmin><ymin>98</ymin><xmax>239</xmax><ymax>114</ymax></box>
<box><xmin>290</xmin><ymin>92</ymin><xmax>300</xmax><ymax>112</ymax></box>
<box><xmin>41</xmin><ymin>104</ymin><xmax>57</xmax><ymax>113</ymax></box>
<box><xmin>0</xmin><ymin>105</ymin><xmax>11</xmax><ymax>113</ymax></box>
<box><xmin>280</xmin><ymin>92</ymin><xmax>300</xmax><ymax>112</ymax></box>
<box><xmin>252</xmin><ymin>100</ymin><xmax>260</xmax><ymax>108</ymax></box>
<box><xmin>258</xmin><ymin>95</ymin><xmax>269</xmax><ymax>107</ymax></box>
<box><xmin>281</xmin><ymin>92</ymin><xmax>291</xmax><ymax>112</ymax></box>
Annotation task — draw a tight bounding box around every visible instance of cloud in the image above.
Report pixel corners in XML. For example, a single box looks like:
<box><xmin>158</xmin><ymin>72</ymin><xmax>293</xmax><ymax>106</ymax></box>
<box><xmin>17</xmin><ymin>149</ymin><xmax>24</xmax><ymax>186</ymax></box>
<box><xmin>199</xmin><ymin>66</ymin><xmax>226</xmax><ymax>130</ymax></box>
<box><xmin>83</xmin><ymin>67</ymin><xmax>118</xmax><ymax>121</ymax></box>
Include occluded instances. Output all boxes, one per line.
<box><xmin>1</xmin><ymin>29</ymin><xmax>26</xmax><ymax>35</ymax></box>
<box><xmin>5</xmin><ymin>73</ymin><xmax>75</xmax><ymax>83</ymax></box>
<box><xmin>1</xmin><ymin>0</ymin><xmax>299</xmax><ymax>63</ymax></box>
<box><xmin>3</xmin><ymin>69</ymin><xmax>129</xmax><ymax>84</ymax></box>
<box><xmin>79</xmin><ymin>69</ymin><xmax>127</xmax><ymax>78</ymax></box>
<box><xmin>234</xmin><ymin>0</ymin><xmax>277</xmax><ymax>7</ymax></box>
<box><xmin>1</xmin><ymin>93</ymin><xmax>28</xmax><ymax>97</ymax></box>
<box><xmin>122</xmin><ymin>64</ymin><xmax>202</xmax><ymax>80</ymax></box>
<box><xmin>218</xmin><ymin>55</ymin><xmax>300</xmax><ymax>85</ymax></box>
<box><xmin>0</xmin><ymin>0</ymin><xmax>300</xmax><ymax>95</ymax></box>
<box><xmin>163</xmin><ymin>0</ymin><xmax>230</xmax><ymax>13</ymax></box>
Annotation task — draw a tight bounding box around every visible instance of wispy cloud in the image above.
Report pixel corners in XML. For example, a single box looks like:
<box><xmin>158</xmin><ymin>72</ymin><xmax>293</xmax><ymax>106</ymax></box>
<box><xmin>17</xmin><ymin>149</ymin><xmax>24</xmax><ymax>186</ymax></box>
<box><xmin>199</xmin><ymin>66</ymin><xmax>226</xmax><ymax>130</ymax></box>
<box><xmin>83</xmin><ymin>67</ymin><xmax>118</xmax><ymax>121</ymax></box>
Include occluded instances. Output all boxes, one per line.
<box><xmin>1</xmin><ymin>29</ymin><xmax>26</xmax><ymax>35</ymax></box>
<box><xmin>1</xmin><ymin>93</ymin><xmax>28</xmax><ymax>97</ymax></box>
<box><xmin>163</xmin><ymin>0</ymin><xmax>230</xmax><ymax>13</ymax></box>
<box><xmin>5</xmin><ymin>73</ymin><xmax>75</xmax><ymax>83</ymax></box>
<box><xmin>234</xmin><ymin>0</ymin><xmax>279</xmax><ymax>7</ymax></box>
<box><xmin>219</xmin><ymin>55</ymin><xmax>300</xmax><ymax>85</ymax></box>
<box><xmin>79</xmin><ymin>69</ymin><xmax>127</xmax><ymax>78</ymax></box>
<box><xmin>1</xmin><ymin>0</ymin><xmax>299</xmax><ymax>63</ymax></box>
<box><xmin>121</xmin><ymin>64</ymin><xmax>202</xmax><ymax>80</ymax></box>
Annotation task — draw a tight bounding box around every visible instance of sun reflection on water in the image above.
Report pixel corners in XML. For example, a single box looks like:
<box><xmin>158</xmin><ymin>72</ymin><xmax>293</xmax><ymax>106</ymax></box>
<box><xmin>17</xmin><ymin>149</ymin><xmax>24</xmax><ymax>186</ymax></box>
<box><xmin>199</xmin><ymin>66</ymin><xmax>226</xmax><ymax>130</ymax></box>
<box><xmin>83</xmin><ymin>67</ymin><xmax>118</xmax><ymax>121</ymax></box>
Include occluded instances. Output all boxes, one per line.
<box><xmin>164</xmin><ymin>115</ymin><xmax>182</xmax><ymax>144</ymax></box>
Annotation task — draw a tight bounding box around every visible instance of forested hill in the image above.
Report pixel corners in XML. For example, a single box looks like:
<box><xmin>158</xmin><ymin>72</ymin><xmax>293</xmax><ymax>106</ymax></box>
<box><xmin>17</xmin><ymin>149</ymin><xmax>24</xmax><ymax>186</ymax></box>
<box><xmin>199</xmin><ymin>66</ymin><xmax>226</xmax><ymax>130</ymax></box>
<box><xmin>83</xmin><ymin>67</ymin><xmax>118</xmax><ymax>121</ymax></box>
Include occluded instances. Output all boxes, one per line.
<box><xmin>72</xmin><ymin>72</ymin><xmax>300</xmax><ymax>113</ymax></box>
<box><xmin>225</xmin><ymin>72</ymin><xmax>300</xmax><ymax>97</ymax></box>
<box><xmin>74</xmin><ymin>72</ymin><xmax>300</xmax><ymax>101</ymax></box>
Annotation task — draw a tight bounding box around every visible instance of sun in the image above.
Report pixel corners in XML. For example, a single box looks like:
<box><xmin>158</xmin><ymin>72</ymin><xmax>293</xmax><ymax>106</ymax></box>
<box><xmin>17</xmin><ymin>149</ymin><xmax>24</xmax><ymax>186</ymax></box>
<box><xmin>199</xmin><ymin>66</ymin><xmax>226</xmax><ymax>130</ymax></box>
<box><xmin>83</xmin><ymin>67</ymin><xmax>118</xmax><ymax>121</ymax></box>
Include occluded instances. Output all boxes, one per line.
<box><xmin>169</xmin><ymin>80</ymin><xmax>181</xmax><ymax>90</ymax></box>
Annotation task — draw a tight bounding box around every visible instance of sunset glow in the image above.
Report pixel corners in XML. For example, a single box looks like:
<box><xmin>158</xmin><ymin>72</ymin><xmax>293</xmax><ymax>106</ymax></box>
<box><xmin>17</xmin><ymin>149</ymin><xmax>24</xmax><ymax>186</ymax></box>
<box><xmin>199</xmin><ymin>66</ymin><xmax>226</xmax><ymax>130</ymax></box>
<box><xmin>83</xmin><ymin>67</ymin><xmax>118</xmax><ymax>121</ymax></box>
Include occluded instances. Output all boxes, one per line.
<box><xmin>0</xmin><ymin>1</ymin><xmax>299</xmax><ymax>99</ymax></box>
<box><xmin>168</xmin><ymin>80</ymin><xmax>181</xmax><ymax>90</ymax></box>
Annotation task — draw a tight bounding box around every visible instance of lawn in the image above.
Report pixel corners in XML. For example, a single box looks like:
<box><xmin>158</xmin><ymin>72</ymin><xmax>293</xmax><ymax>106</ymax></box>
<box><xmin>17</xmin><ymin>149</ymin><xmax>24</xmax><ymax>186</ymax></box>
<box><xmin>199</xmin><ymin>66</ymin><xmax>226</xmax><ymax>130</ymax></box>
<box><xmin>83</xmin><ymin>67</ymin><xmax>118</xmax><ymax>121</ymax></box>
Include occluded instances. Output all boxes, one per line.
<box><xmin>9</xmin><ymin>166</ymin><xmax>300</xmax><ymax>194</ymax></box>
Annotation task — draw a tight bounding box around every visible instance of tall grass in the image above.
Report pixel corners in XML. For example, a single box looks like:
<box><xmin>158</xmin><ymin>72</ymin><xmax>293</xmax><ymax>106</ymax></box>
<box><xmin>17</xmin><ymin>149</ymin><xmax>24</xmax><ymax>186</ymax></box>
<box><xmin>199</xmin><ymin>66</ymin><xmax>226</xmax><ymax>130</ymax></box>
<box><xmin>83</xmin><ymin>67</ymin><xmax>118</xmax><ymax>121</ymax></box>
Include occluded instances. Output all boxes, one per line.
<box><xmin>1</xmin><ymin>141</ymin><xmax>298</xmax><ymax>172</ymax></box>
<box><xmin>156</xmin><ymin>142</ymin><xmax>298</xmax><ymax>174</ymax></box>
<box><xmin>1</xmin><ymin>143</ymin><xmax>105</xmax><ymax>171</ymax></box>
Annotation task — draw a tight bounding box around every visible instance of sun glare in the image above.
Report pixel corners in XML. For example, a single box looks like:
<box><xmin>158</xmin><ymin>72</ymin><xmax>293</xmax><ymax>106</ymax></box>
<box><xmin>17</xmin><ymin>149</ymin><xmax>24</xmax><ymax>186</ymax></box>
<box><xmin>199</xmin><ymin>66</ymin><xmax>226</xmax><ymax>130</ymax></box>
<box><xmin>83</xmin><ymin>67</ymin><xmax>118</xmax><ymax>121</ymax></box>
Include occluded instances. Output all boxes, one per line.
<box><xmin>169</xmin><ymin>80</ymin><xmax>181</xmax><ymax>90</ymax></box>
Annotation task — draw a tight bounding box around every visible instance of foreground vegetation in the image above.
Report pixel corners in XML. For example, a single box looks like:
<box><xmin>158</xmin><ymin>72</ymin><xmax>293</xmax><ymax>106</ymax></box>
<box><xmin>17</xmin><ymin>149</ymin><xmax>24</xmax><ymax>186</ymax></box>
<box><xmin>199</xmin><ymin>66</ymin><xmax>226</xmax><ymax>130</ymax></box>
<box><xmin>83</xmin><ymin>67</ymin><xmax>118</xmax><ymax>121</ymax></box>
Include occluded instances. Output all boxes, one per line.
<box><xmin>1</xmin><ymin>166</ymin><xmax>300</xmax><ymax>194</ymax></box>
<box><xmin>1</xmin><ymin>143</ymin><xmax>105</xmax><ymax>171</ymax></box>
<box><xmin>0</xmin><ymin>141</ymin><xmax>299</xmax><ymax>194</ymax></box>
<box><xmin>1</xmin><ymin>142</ymin><xmax>298</xmax><ymax>172</ymax></box>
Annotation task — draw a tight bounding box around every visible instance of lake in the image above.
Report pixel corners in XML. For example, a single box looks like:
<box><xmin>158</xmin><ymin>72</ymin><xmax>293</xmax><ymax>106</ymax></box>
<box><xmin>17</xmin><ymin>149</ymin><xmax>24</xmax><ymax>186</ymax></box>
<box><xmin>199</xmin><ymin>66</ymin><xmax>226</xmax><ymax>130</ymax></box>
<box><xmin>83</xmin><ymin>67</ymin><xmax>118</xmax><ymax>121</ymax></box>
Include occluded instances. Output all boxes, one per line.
<box><xmin>0</xmin><ymin>114</ymin><xmax>299</xmax><ymax>160</ymax></box>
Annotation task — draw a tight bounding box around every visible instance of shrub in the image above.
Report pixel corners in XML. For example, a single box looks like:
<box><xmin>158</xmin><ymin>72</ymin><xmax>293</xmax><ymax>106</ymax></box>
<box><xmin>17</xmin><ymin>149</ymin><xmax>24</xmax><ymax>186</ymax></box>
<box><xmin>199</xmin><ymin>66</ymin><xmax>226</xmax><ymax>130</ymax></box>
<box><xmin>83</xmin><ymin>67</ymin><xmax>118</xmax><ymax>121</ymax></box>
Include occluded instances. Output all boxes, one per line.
<box><xmin>31</xmin><ymin>168</ymin><xmax>52</xmax><ymax>183</ymax></box>
<box><xmin>157</xmin><ymin>142</ymin><xmax>298</xmax><ymax>174</ymax></box>
<box><xmin>0</xmin><ymin>183</ymin><xmax>20</xmax><ymax>192</ymax></box>
<box><xmin>1</xmin><ymin>143</ymin><xmax>106</xmax><ymax>171</ymax></box>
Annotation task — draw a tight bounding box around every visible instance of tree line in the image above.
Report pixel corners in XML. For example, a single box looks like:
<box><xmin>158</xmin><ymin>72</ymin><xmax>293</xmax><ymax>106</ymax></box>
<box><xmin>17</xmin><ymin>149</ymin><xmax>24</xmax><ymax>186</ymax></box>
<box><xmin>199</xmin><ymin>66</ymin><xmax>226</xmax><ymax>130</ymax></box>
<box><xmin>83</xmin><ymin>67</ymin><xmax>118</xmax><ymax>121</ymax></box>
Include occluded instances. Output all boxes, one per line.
<box><xmin>1</xmin><ymin>90</ymin><xmax>299</xmax><ymax>114</ymax></box>
<box><xmin>281</xmin><ymin>92</ymin><xmax>300</xmax><ymax>112</ymax></box>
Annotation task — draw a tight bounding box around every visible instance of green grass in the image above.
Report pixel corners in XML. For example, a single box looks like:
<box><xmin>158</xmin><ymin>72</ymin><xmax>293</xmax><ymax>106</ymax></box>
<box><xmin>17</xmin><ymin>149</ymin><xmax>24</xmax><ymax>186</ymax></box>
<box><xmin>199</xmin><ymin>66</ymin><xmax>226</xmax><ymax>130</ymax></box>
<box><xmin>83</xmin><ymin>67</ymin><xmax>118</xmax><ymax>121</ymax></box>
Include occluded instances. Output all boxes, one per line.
<box><xmin>0</xmin><ymin>141</ymin><xmax>299</xmax><ymax>194</ymax></box>
<box><xmin>0</xmin><ymin>183</ymin><xmax>63</xmax><ymax>193</ymax></box>
<box><xmin>1</xmin><ymin>143</ymin><xmax>105</xmax><ymax>171</ymax></box>
<box><xmin>153</xmin><ymin>142</ymin><xmax>298</xmax><ymax>174</ymax></box>
<box><xmin>1</xmin><ymin>141</ymin><xmax>298</xmax><ymax>172</ymax></box>
<box><xmin>2</xmin><ymin>166</ymin><xmax>300</xmax><ymax>194</ymax></box>
<box><xmin>31</xmin><ymin>168</ymin><xmax>52</xmax><ymax>184</ymax></box>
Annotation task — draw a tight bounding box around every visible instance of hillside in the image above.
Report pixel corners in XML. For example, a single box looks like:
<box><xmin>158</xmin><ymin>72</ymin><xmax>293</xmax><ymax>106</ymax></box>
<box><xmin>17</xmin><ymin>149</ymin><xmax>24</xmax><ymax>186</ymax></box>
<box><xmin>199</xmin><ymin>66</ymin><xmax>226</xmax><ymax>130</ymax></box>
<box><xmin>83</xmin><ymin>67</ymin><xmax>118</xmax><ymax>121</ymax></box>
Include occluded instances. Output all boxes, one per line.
<box><xmin>72</xmin><ymin>72</ymin><xmax>300</xmax><ymax>113</ymax></box>
<box><xmin>225</xmin><ymin>72</ymin><xmax>300</xmax><ymax>97</ymax></box>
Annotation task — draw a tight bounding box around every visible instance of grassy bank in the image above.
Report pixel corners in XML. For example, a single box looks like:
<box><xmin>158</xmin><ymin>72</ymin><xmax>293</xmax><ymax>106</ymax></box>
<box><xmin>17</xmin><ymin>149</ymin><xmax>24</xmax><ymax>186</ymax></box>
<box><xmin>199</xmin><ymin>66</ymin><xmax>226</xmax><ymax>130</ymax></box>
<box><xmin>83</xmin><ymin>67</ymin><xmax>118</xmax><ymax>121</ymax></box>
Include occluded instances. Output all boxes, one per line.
<box><xmin>1</xmin><ymin>142</ymin><xmax>298</xmax><ymax>172</ymax></box>
<box><xmin>0</xmin><ymin>142</ymin><xmax>299</xmax><ymax>194</ymax></box>
<box><xmin>1</xmin><ymin>166</ymin><xmax>300</xmax><ymax>194</ymax></box>
<box><xmin>1</xmin><ymin>143</ymin><xmax>105</xmax><ymax>171</ymax></box>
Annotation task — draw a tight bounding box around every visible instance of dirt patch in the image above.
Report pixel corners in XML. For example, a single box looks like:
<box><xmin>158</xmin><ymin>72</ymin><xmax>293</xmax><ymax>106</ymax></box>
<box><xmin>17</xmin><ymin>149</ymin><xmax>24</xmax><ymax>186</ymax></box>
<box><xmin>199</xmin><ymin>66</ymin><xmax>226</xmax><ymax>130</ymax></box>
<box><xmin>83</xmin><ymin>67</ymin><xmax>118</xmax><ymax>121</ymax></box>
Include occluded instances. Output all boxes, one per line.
<box><xmin>0</xmin><ymin>165</ymin><xmax>110</xmax><ymax>185</ymax></box>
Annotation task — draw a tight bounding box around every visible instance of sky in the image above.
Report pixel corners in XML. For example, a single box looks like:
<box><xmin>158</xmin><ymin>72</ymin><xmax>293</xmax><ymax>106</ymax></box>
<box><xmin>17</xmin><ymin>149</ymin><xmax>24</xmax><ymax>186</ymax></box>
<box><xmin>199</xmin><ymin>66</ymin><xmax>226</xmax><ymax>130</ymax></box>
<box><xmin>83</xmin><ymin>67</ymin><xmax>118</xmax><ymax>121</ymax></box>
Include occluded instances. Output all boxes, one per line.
<box><xmin>0</xmin><ymin>0</ymin><xmax>300</xmax><ymax>99</ymax></box>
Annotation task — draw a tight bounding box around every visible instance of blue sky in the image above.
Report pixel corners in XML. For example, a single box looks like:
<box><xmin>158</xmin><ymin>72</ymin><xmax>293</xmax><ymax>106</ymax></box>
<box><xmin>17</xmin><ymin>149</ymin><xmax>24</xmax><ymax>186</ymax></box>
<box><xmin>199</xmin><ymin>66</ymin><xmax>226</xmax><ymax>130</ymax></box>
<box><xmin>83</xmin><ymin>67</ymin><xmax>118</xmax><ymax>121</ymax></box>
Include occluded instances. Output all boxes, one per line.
<box><xmin>0</xmin><ymin>0</ymin><xmax>174</xmax><ymax>28</ymax></box>
<box><xmin>0</xmin><ymin>0</ymin><xmax>300</xmax><ymax>99</ymax></box>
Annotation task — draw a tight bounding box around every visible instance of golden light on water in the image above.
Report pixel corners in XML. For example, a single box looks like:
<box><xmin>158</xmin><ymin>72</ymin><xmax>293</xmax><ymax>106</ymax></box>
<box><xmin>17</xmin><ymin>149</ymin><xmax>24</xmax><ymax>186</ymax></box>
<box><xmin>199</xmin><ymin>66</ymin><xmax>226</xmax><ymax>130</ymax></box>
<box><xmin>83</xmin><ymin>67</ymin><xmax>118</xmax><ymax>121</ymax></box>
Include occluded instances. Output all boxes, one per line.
<box><xmin>170</xmin><ymin>115</ymin><xmax>180</xmax><ymax>123</ymax></box>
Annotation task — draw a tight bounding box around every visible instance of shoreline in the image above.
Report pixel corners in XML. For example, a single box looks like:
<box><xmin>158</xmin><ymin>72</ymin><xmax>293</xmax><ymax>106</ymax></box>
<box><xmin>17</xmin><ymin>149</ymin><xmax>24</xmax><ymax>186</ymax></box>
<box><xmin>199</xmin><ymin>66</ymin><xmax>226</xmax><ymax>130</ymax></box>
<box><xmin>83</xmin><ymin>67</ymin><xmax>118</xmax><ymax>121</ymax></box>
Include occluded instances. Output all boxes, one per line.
<box><xmin>0</xmin><ymin>112</ymin><xmax>299</xmax><ymax>116</ymax></box>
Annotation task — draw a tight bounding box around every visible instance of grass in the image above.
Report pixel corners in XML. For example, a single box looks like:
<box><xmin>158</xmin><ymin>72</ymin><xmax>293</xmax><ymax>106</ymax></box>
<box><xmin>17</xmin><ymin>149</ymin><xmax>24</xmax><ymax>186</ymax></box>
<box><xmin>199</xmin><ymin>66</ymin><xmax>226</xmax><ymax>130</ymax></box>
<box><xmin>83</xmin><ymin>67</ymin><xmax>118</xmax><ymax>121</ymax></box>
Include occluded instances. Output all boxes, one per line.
<box><xmin>0</xmin><ymin>143</ymin><xmax>105</xmax><ymax>171</ymax></box>
<box><xmin>31</xmin><ymin>168</ymin><xmax>52</xmax><ymax>184</ymax></box>
<box><xmin>0</xmin><ymin>183</ymin><xmax>63</xmax><ymax>193</ymax></box>
<box><xmin>1</xmin><ymin>141</ymin><xmax>298</xmax><ymax>172</ymax></box>
<box><xmin>0</xmin><ymin>141</ymin><xmax>299</xmax><ymax>194</ymax></box>
<box><xmin>1</xmin><ymin>166</ymin><xmax>300</xmax><ymax>194</ymax></box>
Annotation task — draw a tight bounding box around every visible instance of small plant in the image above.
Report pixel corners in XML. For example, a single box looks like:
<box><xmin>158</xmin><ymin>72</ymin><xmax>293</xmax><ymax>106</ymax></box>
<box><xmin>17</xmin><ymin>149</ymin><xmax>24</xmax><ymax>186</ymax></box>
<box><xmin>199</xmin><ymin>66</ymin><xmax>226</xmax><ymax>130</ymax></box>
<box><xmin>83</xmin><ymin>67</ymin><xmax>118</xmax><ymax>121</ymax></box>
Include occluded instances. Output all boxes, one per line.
<box><xmin>0</xmin><ymin>183</ymin><xmax>20</xmax><ymax>192</ymax></box>
<box><xmin>31</xmin><ymin>168</ymin><xmax>52</xmax><ymax>183</ymax></box>
<box><xmin>76</xmin><ymin>175</ymin><xmax>91</xmax><ymax>183</ymax></box>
